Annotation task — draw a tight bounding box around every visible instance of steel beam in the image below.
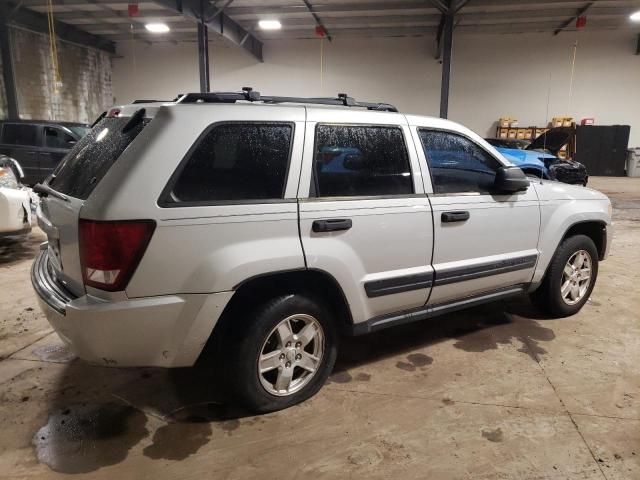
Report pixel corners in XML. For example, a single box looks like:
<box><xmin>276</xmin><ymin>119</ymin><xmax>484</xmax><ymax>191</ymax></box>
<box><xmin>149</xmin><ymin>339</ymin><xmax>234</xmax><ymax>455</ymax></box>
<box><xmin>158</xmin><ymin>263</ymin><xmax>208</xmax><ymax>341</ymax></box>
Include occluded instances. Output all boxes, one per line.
<box><xmin>0</xmin><ymin>13</ymin><xmax>20</xmax><ymax>119</ymax></box>
<box><xmin>302</xmin><ymin>0</ymin><xmax>332</xmax><ymax>41</ymax></box>
<box><xmin>197</xmin><ymin>21</ymin><xmax>210</xmax><ymax>92</ymax></box>
<box><xmin>439</xmin><ymin>12</ymin><xmax>453</xmax><ymax>119</ymax></box>
<box><xmin>153</xmin><ymin>0</ymin><xmax>263</xmax><ymax>61</ymax></box>
<box><xmin>1</xmin><ymin>1</ymin><xmax>115</xmax><ymax>53</ymax></box>
<box><xmin>554</xmin><ymin>2</ymin><xmax>594</xmax><ymax>35</ymax></box>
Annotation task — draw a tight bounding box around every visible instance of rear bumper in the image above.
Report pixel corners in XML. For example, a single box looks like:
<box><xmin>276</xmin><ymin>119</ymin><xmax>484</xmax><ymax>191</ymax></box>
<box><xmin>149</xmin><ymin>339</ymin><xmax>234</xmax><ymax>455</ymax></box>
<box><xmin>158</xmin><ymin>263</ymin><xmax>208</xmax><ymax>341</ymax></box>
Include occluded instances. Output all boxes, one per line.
<box><xmin>31</xmin><ymin>246</ymin><xmax>234</xmax><ymax>367</ymax></box>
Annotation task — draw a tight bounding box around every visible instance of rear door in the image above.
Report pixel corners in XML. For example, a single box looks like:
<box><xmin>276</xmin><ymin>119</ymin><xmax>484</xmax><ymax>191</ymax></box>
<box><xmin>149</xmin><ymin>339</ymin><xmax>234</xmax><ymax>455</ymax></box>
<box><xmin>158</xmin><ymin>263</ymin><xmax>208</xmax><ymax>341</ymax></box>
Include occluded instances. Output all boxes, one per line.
<box><xmin>38</xmin><ymin>112</ymin><xmax>150</xmax><ymax>296</ymax></box>
<box><xmin>298</xmin><ymin>109</ymin><xmax>433</xmax><ymax>325</ymax></box>
<box><xmin>0</xmin><ymin>123</ymin><xmax>40</xmax><ymax>185</ymax></box>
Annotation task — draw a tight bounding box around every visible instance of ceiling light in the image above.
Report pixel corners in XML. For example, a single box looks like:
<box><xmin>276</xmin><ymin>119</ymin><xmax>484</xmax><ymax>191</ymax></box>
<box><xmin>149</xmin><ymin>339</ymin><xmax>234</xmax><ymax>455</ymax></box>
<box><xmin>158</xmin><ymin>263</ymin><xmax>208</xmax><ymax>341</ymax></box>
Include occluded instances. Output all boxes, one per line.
<box><xmin>258</xmin><ymin>19</ymin><xmax>282</xmax><ymax>30</ymax></box>
<box><xmin>630</xmin><ymin>11</ymin><xmax>640</xmax><ymax>22</ymax></box>
<box><xmin>145</xmin><ymin>23</ymin><xmax>170</xmax><ymax>33</ymax></box>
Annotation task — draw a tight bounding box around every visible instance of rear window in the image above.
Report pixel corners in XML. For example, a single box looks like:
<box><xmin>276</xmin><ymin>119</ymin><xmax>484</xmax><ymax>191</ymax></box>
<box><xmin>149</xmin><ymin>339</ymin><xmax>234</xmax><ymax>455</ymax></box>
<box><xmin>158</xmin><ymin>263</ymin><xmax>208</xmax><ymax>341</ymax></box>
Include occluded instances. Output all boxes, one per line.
<box><xmin>1</xmin><ymin>124</ymin><xmax>38</xmax><ymax>146</ymax></box>
<box><xmin>162</xmin><ymin>123</ymin><xmax>293</xmax><ymax>206</ymax></box>
<box><xmin>47</xmin><ymin>115</ymin><xmax>148</xmax><ymax>199</ymax></box>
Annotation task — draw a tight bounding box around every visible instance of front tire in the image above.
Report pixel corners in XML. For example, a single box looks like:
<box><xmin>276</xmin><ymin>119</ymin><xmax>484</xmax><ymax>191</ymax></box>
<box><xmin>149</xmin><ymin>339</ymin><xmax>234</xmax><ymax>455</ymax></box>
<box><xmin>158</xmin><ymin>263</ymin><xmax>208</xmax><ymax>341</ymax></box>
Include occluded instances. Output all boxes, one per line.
<box><xmin>531</xmin><ymin>234</ymin><xmax>599</xmax><ymax>317</ymax></box>
<box><xmin>226</xmin><ymin>294</ymin><xmax>337</xmax><ymax>413</ymax></box>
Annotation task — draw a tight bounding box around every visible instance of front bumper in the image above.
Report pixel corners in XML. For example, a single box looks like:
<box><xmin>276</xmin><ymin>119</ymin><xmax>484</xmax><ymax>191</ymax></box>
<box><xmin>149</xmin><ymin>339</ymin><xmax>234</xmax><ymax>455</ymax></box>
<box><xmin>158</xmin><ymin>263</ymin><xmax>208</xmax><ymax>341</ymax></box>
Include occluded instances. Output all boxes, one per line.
<box><xmin>31</xmin><ymin>246</ymin><xmax>233</xmax><ymax>367</ymax></box>
<box><xmin>0</xmin><ymin>187</ymin><xmax>31</xmax><ymax>236</ymax></box>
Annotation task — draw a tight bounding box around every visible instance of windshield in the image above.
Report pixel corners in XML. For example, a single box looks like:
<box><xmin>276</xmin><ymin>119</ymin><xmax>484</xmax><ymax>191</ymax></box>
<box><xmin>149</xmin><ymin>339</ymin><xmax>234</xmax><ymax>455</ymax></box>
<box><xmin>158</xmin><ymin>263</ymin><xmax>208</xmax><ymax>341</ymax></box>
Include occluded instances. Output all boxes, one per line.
<box><xmin>47</xmin><ymin>116</ymin><xmax>149</xmax><ymax>200</ymax></box>
<box><xmin>66</xmin><ymin>125</ymin><xmax>90</xmax><ymax>139</ymax></box>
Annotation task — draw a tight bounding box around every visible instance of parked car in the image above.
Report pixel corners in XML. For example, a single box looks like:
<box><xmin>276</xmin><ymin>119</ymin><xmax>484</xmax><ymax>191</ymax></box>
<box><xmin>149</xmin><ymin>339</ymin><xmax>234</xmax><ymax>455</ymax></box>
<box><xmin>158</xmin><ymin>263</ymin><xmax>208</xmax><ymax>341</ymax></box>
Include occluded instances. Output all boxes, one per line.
<box><xmin>486</xmin><ymin>128</ymin><xmax>589</xmax><ymax>186</ymax></box>
<box><xmin>485</xmin><ymin>138</ymin><xmax>531</xmax><ymax>150</ymax></box>
<box><xmin>31</xmin><ymin>91</ymin><xmax>612</xmax><ymax>413</ymax></box>
<box><xmin>0</xmin><ymin>156</ymin><xmax>31</xmax><ymax>237</ymax></box>
<box><xmin>0</xmin><ymin>120</ymin><xmax>90</xmax><ymax>186</ymax></box>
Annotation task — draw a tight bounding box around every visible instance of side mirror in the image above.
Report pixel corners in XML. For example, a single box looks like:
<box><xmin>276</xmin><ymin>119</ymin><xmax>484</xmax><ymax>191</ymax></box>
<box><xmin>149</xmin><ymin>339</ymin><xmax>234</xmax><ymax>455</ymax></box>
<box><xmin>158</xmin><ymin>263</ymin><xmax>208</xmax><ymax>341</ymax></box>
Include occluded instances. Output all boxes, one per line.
<box><xmin>494</xmin><ymin>166</ymin><xmax>530</xmax><ymax>194</ymax></box>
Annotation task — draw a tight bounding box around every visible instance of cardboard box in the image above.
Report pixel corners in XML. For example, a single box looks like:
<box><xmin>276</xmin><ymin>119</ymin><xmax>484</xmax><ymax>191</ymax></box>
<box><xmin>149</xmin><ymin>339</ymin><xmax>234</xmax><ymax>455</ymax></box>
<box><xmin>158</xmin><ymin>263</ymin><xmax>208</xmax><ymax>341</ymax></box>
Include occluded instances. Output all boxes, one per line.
<box><xmin>499</xmin><ymin>117</ymin><xmax>512</xmax><ymax>128</ymax></box>
<box><xmin>498</xmin><ymin>128</ymin><xmax>509</xmax><ymax>138</ymax></box>
<box><xmin>552</xmin><ymin>117</ymin><xmax>564</xmax><ymax>128</ymax></box>
<box><xmin>516</xmin><ymin>129</ymin><xmax>526</xmax><ymax>139</ymax></box>
<box><xmin>509</xmin><ymin>121</ymin><xmax>519</xmax><ymax>128</ymax></box>
<box><xmin>507</xmin><ymin>129</ymin><xmax>517</xmax><ymax>139</ymax></box>
<box><xmin>562</xmin><ymin>118</ymin><xmax>574</xmax><ymax>127</ymax></box>
<box><xmin>525</xmin><ymin>128</ymin><xmax>534</xmax><ymax>139</ymax></box>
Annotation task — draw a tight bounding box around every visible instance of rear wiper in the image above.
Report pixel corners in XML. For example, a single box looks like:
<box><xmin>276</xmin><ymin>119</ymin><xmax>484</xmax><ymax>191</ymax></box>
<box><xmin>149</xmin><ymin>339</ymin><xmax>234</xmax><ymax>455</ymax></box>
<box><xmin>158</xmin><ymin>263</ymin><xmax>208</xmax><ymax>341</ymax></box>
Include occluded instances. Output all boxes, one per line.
<box><xmin>33</xmin><ymin>183</ymin><xmax>70</xmax><ymax>202</ymax></box>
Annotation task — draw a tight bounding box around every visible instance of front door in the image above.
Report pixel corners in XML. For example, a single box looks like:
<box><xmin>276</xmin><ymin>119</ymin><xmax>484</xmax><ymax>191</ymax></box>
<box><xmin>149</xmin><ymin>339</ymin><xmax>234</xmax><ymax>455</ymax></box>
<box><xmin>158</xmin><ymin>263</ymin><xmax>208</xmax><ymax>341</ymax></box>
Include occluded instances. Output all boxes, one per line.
<box><xmin>414</xmin><ymin>128</ymin><xmax>540</xmax><ymax>306</ymax></box>
<box><xmin>298</xmin><ymin>111</ymin><xmax>433</xmax><ymax>325</ymax></box>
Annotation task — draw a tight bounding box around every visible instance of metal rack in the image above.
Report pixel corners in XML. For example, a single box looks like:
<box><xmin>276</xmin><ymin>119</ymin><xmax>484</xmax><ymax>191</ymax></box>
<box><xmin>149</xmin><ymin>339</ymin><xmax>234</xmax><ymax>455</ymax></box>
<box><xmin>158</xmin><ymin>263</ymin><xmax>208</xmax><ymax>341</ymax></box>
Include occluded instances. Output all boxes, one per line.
<box><xmin>173</xmin><ymin>87</ymin><xmax>398</xmax><ymax>112</ymax></box>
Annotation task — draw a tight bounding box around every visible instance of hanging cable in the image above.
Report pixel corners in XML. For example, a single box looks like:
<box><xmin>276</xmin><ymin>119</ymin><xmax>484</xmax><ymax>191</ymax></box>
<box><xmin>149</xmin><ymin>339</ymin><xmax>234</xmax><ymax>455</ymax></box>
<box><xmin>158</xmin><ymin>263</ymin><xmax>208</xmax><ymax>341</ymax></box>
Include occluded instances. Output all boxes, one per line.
<box><xmin>46</xmin><ymin>0</ymin><xmax>62</xmax><ymax>95</ymax></box>
<box><xmin>568</xmin><ymin>40</ymin><xmax>578</xmax><ymax>114</ymax></box>
<box><xmin>319</xmin><ymin>37</ymin><xmax>324</xmax><ymax>93</ymax></box>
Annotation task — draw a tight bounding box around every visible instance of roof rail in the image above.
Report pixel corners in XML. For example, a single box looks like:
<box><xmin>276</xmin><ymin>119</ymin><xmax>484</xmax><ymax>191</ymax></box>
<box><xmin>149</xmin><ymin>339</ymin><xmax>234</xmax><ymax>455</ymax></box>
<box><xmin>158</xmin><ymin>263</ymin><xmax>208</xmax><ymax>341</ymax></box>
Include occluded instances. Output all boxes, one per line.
<box><xmin>176</xmin><ymin>87</ymin><xmax>398</xmax><ymax>112</ymax></box>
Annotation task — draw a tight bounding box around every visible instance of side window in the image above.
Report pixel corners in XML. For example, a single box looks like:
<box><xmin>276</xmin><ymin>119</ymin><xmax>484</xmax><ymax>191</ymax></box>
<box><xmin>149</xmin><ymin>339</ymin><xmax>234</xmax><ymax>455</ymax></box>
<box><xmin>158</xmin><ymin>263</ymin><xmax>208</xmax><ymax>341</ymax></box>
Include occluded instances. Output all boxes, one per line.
<box><xmin>419</xmin><ymin>129</ymin><xmax>501</xmax><ymax>194</ymax></box>
<box><xmin>1</xmin><ymin>124</ymin><xmax>38</xmax><ymax>146</ymax></box>
<box><xmin>44</xmin><ymin>127</ymin><xmax>75</xmax><ymax>148</ymax></box>
<box><xmin>313</xmin><ymin>125</ymin><xmax>413</xmax><ymax>197</ymax></box>
<box><xmin>166</xmin><ymin>123</ymin><xmax>293</xmax><ymax>204</ymax></box>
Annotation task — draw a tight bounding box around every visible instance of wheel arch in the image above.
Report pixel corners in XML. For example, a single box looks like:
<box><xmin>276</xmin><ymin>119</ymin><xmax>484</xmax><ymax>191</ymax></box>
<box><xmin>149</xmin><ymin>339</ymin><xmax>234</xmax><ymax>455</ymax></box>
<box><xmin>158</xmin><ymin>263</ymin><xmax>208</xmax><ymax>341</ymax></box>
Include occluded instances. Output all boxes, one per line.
<box><xmin>561</xmin><ymin>220</ymin><xmax>607</xmax><ymax>260</ymax></box>
<box><xmin>198</xmin><ymin>269</ymin><xmax>354</xmax><ymax>364</ymax></box>
<box><xmin>532</xmin><ymin>218</ymin><xmax>607</xmax><ymax>291</ymax></box>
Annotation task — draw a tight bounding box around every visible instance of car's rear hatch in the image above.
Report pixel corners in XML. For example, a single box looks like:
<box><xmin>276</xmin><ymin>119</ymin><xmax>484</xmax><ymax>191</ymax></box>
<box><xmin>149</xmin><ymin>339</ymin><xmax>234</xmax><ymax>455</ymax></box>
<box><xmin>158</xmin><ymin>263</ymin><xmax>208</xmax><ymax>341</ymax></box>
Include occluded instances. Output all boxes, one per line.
<box><xmin>36</xmin><ymin>108</ymin><xmax>151</xmax><ymax>296</ymax></box>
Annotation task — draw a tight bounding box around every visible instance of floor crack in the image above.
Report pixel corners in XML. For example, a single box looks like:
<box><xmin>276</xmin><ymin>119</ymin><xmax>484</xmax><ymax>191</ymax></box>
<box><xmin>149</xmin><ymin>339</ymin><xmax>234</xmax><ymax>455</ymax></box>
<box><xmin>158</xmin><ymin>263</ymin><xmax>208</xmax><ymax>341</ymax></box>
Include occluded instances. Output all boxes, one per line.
<box><xmin>518</xmin><ymin>328</ymin><xmax>609</xmax><ymax>480</ymax></box>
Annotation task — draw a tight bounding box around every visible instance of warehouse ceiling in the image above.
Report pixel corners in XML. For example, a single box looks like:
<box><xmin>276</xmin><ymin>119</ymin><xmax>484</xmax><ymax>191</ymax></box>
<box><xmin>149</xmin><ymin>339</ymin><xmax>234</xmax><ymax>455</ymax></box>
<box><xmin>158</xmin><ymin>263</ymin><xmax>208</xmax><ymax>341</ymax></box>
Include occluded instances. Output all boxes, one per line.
<box><xmin>9</xmin><ymin>0</ymin><xmax>640</xmax><ymax>46</ymax></box>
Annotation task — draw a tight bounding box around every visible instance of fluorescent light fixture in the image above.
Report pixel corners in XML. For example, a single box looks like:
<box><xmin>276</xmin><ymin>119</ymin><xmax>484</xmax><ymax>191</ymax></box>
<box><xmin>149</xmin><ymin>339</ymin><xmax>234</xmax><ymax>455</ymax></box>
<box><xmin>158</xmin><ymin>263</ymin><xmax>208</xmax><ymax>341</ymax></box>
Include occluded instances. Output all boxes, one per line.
<box><xmin>630</xmin><ymin>10</ymin><xmax>640</xmax><ymax>22</ymax></box>
<box><xmin>258</xmin><ymin>19</ymin><xmax>282</xmax><ymax>30</ymax></box>
<box><xmin>145</xmin><ymin>23</ymin><xmax>170</xmax><ymax>33</ymax></box>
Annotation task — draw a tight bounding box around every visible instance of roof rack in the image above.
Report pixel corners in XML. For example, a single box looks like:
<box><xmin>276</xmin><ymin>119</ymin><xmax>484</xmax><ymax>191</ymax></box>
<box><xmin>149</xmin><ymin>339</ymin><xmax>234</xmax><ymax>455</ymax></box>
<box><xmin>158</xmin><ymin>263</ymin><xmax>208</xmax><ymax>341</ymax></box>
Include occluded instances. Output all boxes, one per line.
<box><xmin>175</xmin><ymin>87</ymin><xmax>398</xmax><ymax>112</ymax></box>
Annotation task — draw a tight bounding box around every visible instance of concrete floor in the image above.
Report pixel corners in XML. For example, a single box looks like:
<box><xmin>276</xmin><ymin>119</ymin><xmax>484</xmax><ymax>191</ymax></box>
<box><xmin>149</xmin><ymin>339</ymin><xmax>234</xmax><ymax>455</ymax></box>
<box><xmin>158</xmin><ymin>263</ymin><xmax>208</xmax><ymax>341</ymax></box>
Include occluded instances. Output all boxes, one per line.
<box><xmin>0</xmin><ymin>176</ymin><xmax>639</xmax><ymax>479</ymax></box>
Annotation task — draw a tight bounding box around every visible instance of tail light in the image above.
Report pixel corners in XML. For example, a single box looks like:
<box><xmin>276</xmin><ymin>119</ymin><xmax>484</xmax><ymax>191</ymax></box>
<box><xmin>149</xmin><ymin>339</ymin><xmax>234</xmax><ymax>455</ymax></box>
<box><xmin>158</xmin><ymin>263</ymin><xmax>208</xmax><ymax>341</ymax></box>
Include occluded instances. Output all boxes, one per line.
<box><xmin>79</xmin><ymin>219</ymin><xmax>155</xmax><ymax>291</ymax></box>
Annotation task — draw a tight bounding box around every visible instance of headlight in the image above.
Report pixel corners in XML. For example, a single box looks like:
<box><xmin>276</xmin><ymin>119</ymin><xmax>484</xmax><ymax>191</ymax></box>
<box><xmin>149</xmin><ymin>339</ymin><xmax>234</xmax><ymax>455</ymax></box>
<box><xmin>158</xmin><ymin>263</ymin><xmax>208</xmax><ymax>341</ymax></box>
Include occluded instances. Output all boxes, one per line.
<box><xmin>0</xmin><ymin>167</ymin><xmax>19</xmax><ymax>189</ymax></box>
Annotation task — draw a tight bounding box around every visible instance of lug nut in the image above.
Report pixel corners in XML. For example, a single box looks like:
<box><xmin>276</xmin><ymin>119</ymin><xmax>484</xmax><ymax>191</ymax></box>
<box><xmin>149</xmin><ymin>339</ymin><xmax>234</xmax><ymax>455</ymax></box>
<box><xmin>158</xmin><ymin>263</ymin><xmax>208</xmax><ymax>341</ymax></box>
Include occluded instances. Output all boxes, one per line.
<box><xmin>286</xmin><ymin>342</ymin><xmax>291</xmax><ymax>347</ymax></box>
<box><xmin>285</xmin><ymin>361</ymin><xmax>291</xmax><ymax>368</ymax></box>
<box><xmin>296</xmin><ymin>353</ymin><xmax>302</xmax><ymax>360</ymax></box>
<box><xmin>295</xmin><ymin>342</ymin><xmax>301</xmax><ymax>348</ymax></box>
<box><xmin>279</xmin><ymin>353</ymin><xmax>285</xmax><ymax>360</ymax></box>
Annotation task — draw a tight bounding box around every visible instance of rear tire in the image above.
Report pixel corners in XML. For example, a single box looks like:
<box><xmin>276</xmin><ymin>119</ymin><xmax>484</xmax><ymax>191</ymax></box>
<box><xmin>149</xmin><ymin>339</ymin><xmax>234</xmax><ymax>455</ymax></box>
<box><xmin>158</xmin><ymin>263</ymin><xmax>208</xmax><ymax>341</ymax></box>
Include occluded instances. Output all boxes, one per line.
<box><xmin>225</xmin><ymin>294</ymin><xmax>337</xmax><ymax>413</ymax></box>
<box><xmin>531</xmin><ymin>234</ymin><xmax>598</xmax><ymax>317</ymax></box>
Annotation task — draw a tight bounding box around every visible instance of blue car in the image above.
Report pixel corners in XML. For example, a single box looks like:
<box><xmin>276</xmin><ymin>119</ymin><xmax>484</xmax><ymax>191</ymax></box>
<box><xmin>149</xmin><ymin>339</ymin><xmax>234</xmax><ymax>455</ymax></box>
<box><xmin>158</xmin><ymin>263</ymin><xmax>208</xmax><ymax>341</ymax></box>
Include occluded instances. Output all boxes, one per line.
<box><xmin>486</xmin><ymin>128</ymin><xmax>588</xmax><ymax>186</ymax></box>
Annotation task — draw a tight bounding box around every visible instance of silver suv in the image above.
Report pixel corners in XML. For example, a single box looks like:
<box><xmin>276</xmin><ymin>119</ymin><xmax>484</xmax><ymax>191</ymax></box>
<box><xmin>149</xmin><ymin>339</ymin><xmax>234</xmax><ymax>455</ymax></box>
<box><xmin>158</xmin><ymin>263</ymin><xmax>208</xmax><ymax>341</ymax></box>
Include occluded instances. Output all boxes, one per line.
<box><xmin>32</xmin><ymin>90</ymin><xmax>612</xmax><ymax>412</ymax></box>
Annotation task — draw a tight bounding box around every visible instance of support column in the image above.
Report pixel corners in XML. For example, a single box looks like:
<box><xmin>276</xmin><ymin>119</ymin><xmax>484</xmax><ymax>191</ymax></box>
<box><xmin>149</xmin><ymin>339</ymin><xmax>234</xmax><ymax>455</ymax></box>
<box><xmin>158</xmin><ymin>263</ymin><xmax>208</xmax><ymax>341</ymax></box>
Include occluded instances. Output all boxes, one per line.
<box><xmin>0</xmin><ymin>16</ymin><xmax>19</xmax><ymax>119</ymax></box>
<box><xmin>197</xmin><ymin>21</ymin><xmax>210</xmax><ymax>93</ymax></box>
<box><xmin>439</xmin><ymin>13</ymin><xmax>453</xmax><ymax>119</ymax></box>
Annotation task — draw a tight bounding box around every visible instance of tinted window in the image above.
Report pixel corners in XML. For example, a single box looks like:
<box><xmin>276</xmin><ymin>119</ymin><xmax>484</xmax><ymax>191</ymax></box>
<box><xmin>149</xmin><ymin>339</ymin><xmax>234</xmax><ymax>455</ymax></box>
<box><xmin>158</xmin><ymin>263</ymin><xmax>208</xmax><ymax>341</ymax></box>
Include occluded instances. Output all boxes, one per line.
<box><xmin>167</xmin><ymin>123</ymin><xmax>293</xmax><ymax>204</ymax></box>
<box><xmin>419</xmin><ymin>130</ymin><xmax>501</xmax><ymax>194</ymax></box>
<box><xmin>48</xmin><ymin>115</ymin><xmax>148</xmax><ymax>199</ymax></box>
<box><xmin>313</xmin><ymin>125</ymin><xmax>412</xmax><ymax>197</ymax></box>
<box><xmin>1</xmin><ymin>124</ymin><xmax>38</xmax><ymax>146</ymax></box>
<box><xmin>44</xmin><ymin>127</ymin><xmax>75</xmax><ymax>148</ymax></box>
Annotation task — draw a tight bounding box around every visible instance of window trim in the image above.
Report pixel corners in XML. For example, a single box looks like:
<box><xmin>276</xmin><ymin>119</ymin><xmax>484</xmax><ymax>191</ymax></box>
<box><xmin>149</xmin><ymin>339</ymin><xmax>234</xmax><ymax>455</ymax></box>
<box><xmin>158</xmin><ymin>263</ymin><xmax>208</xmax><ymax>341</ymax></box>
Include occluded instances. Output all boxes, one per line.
<box><xmin>158</xmin><ymin>121</ymin><xmax>296</xmax><ymax>208</ymax></box>
<box><xmin>43</xmin><ymin>125</ymin><xmax>74</xmax><ymax>149</ymax></box>
<box><xmin>1</xmin><ymin>122</ymin><xmax>40</xmax><ymax>147</ymax></box>
<box><xmin>417</xmin><ymin>127</ymin><xmax>505</xmax><ymax>196</ymax></box>
<box><xmin>310</xmin><ymin>122</ymin><xmax>415</xmax><ymax>199</ymax></box>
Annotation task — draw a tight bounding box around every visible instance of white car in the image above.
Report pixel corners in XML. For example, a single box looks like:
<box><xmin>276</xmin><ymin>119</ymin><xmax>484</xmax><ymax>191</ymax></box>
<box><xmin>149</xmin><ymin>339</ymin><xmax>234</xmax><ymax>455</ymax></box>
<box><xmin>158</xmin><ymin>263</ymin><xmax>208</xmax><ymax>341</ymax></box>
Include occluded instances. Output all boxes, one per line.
<box><xmin>31</xmin><ymin>91</ymin><xmax>612</xmax><ymax>412</ymax></box>
<box><xmin>0</xmin><ymin>156</ymin><xmax>31</xmax><ymax>237</ymax></box>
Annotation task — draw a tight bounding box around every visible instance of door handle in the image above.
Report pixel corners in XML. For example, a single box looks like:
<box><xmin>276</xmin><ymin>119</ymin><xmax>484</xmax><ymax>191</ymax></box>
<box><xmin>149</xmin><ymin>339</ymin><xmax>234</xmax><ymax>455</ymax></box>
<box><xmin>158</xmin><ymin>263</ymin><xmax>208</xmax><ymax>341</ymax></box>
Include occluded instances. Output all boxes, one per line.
<box><xmin>441</xmin><ymin>211</ymin><xmax>470</xmax><ymax>223</ymax></box>
<box><xmin>312</xmin><ymin>218</ymin><xmax>353</xmax><ymax>233</ymax></box>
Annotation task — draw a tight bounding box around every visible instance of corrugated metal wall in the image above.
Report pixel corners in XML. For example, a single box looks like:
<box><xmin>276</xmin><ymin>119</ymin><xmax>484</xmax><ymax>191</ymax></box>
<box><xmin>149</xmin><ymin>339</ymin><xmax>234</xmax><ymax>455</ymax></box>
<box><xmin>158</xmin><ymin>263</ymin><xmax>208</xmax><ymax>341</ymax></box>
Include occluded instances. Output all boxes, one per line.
<box><xmin>0</xmin><ymin>26</ymin><xmax>113</xmax><ymax>123</ymax></box>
